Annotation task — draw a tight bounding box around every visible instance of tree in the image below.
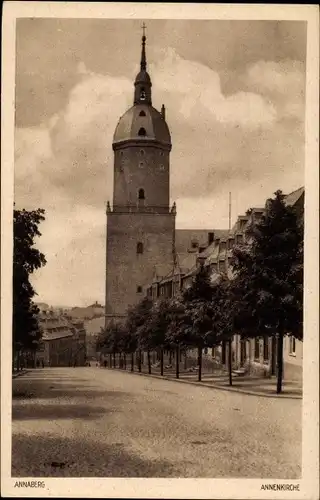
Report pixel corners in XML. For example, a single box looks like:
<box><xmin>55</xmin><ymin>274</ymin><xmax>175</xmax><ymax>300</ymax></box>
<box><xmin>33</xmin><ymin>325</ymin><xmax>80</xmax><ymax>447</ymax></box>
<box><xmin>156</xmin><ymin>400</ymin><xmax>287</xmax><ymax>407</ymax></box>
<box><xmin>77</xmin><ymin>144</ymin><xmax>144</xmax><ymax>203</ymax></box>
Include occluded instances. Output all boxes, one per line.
<box><xmin>126</xmin><ymin>297</ymin><xmax>153</xmax><ymax>372</ymax></box>
<box><xmin>173</xmin><ymin>265</ymin><xmax>215</xmax><ymax>381</ymax></box>
<box><xmin>13</xmin><ymin>208</ymin><xmax>46</xmax><ymax>370</ymax></box>
<box><xmin>206</xmin><ymin>273</ymin><xmax>234</xmax><ymax>385</ymax></box>
<box><xmin>165</xmin><ymin>297</ymin><xmax>187</xmax><ymax>379</ymax></box>
<box><xmin>231</xmin><ymin>190</ymin><xmax>303</xmax><ymax>393</ymax></box>
<box><xmin>139</xmin><ymin>298</ymin><xmax>173</xmax><ymax>376</ymax></box>
<box><xmin>97</xmin><ymin>321</ymin><xmax>126</xmax><ymax>368</ymax></box>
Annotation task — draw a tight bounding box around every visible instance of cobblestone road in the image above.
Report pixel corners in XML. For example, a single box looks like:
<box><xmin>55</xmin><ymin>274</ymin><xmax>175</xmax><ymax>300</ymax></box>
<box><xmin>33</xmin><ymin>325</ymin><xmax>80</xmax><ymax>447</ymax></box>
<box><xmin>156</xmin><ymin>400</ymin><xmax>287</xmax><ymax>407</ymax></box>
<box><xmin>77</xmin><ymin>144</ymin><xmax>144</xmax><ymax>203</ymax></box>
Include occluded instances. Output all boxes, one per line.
<box><xmin>12</xmin><ymin>367</ymin><xmax>301</xmax><ymax>478</ymax></box>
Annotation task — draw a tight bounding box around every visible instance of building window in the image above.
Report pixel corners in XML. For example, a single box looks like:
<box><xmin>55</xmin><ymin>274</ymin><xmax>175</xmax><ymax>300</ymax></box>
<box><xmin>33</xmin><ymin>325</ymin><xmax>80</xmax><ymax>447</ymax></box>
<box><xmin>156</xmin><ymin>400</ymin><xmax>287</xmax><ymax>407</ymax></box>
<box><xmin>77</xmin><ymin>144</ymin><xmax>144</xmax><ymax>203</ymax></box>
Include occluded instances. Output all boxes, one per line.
<box><xmin>138</xmin><ymin>188</ymin><xmax>145</xmax><ymax>200</ymax></box>
<box><xmin>236</xmin><ymin>234</ymin><xmax>243</xmax><ymax>244</ymax></box>
<box><xmin>263</xmin><ymin>336</ymin><xmax>269</xmax><ymax>361</ymax></box>
<box><xmin>160</xmin><ymin>164</ymin><xmax>165</xmax><ymax>170</ymax></box>
<box><xmin>139</xmin><ymin>110</ymin><xmax>146</xmax><ymax>117</ymax></box>
<box><xmin>254</xmin><ymin>338</ymin><xmax>260</xmax><ymax>359</ymax></box>
<box><xmin>120</xmin><ymin>151</ymin><xmax>124</xmax><ymax>156</ymax></box>
<box><xmin>139</xmin><ymin>162</ymin><xmax>144</xmax><ymax>168</ymax></box>
<box><xmin>137</xmin><ymin>286</ymin><xmax>143</xmax><ymax>293</ymax></box>
<box><xmin>160</xmin><ymin>151</ymin><xmax>164</xmax><ymax>156</ymax></box>
<box><xmin>140</xmin><ymin>149</ymin><xmax>145</xmax><ymax>155</ymax></box>
<box><xmin>137</xmin><ymin>242</ymin><xmax>143</xmax><ymax>254</ymax></box>
<box><xmin>289</xmin><ymin>336</ymin><xmax>296</xmax><ymax>355</ymax></box>
<box><xmin>228</xmin><ymin>239</ymin><xmax>234</xmax><ymax>249</ymax></box>
<box><xmin>191</xmin><ymin>240</ymin><xmax>198</xmax><ymax>249</ymax></box>
<box><xmin>138</xmin><ymin>127</ymin><xmax>146</xmax><ymax>136</ymax></box>
<box><xmin>208</xmin><ymin>232</ymin><xmax>214</xmax><ymax>245</ymax></box>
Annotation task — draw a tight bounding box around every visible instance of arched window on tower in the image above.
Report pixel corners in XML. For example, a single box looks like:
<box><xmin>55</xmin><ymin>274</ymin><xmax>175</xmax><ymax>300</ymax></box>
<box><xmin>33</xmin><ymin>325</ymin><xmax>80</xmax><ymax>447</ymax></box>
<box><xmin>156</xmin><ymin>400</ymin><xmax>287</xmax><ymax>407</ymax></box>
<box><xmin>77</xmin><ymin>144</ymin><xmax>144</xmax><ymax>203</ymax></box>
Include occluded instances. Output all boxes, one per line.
<box><xmin>140</xmin><ymin>88</ymin><xmax>146</xmax><ymax>101</ymax></box>
<box><xmin>138</xmin><ymin>127</ymin><xmax>146</xmax><ymax>137</ymax></box>
<box><xmin>138</xmin><ymin>188</ymin><xmax>145</xmax><ymax>200</ymax></box>
<box><xmin>137</xmin><ymin>242</ymin><xmax>143</xmax><ymax>254</ymax></box>
<box><xmin>139</xmin><ymin>110</ymin><xmax>146</xmax><ymax>117</ymax></box>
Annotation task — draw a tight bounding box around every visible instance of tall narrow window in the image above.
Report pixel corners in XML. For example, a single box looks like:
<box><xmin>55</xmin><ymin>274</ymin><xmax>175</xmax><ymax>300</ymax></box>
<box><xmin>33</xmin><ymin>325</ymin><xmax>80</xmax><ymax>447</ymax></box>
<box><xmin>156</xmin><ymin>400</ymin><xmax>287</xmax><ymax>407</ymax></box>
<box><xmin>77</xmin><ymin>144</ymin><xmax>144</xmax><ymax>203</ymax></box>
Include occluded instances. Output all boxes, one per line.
<box><xmin>137</xmin><ymin>242</ymin><xmax>143</xmax><ymax>254</ymax></box>
<box><xmin>263</xmin><ymin>336</ymin><xmax>269</xmax><ymax>361</ymax></box>
<box><xmin>138</xmin><ymin>127</ymin><xmax>146</xmax><ymax>137</ymax></box>
<box><xmin>137</xmin><ymin>285</ymin><xmax>143</xmax><ymax>293</ymax></box>
<box><xmin>289</xmin><ymin>336</ymin><xmax>296</xmax><ymax>355</ymax></box>
<box><xmin>138</xmin><ymin>188</ymin><xmax>145</xmax><ymax>200</ymax></box>
<box><xmin>254</xmin><ymin>338</ymin><xmax>260</xmax><ymax>359</ymax></box>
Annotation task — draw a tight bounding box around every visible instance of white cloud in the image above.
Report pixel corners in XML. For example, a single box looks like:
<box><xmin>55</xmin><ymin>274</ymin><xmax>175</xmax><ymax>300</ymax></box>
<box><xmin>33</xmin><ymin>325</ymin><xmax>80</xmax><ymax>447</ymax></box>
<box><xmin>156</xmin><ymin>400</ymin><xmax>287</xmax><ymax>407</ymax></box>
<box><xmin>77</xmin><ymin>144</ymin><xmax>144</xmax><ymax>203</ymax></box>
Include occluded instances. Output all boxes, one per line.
<box><xmin>150</xmin><ymin>48</ymin><xmax>277</xmax><ymax>128</ymax></box>
<box><xmin>245</xmin><ymin>59</ymin><xmax>305</xmax><ymax>121</ymax></box>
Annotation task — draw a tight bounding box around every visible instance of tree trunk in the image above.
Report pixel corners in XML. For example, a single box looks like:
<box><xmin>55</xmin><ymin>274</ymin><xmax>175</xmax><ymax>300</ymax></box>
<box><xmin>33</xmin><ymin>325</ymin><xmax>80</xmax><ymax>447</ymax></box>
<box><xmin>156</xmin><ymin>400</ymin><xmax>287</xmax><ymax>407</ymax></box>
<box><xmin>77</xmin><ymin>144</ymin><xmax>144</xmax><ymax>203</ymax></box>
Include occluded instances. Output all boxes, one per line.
<box><xmin>228</xmin><ymin>339</ymin><xmax>233</xmax><ymax>386</ymax></box>
<box><xmin>17</xmin><ymin>350</ymin><xmax>21</xmax><ymax>372</ymax></box>
<box><xmin>184</xmin><ymin>350</ymin><xmax>187</xmax><ymax>370</ymax></box>
<box><xmin>198</xmin><ymin>346</ymin><xmax>202</xmax><ymax>382</ymax></box>
<box><xmin>147</xmin><ymin>350</ymin><xmax>151</xmax><ymax>374</ymax></box>
<box><xmin>271</xmin><ymin>336</ymin><xmax>277</xmax><ymax>375</ymax></box>
<box><xmin>175</xmin><ymin>345</ymin><xmax>180</xmax><ymax>379</ymax></box>
<box><xmin>169</xmin><ymin>350</ymin><xmax>172</xmax><ymax>364</ymax></box>
<box><xmin>276</xmin><ymin>333</ymin><xmax>284</xmax><ymax>394</ymax></box>
<box><xmin>131</xmin><ymin>352</ymin><xmax>134</xmax><ymax>371</ymax></box>
<box><xmin>109</xmin><ymin>354</ymin><xmax>112</xmax><ymax>367</ymax></box>
<box><xmin>138</xmin><ymin>350</ymin><xmax>142</xmax><ymax>372</ymax></box>
<box><xmin>124</xmin><ymin>353</ymin><xmax>126</xmax><ymax>370</ymax></box>
<box><xmin>113</xmin><ymin>352</ymin><xmax>116</xmax><ymax>368</ymax></box>
<box><xmin>160</xmin><ymin>346</ymin><xmax>164</xmax><ymax>376</ymax></box>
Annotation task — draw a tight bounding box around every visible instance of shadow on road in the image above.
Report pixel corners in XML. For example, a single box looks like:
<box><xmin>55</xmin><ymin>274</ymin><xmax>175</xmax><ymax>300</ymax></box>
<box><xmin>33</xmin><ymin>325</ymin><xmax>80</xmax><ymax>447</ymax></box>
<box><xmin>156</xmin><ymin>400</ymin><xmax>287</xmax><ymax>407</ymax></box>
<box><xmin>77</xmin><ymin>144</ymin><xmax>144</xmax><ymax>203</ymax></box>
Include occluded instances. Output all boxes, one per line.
<box><xmin>12</xmin><ymin>433</ymin><xmax>177</xmax><ymax>477</ymax></box>
<box><xmin>13</xmin><ymin>376</ymin><xmax>130</xmax><ymax>402</ymax></box>
<box><xmin>12</xmin><ymin>403</ymin><xmax>111</xmax><ymax>421</ymax></box>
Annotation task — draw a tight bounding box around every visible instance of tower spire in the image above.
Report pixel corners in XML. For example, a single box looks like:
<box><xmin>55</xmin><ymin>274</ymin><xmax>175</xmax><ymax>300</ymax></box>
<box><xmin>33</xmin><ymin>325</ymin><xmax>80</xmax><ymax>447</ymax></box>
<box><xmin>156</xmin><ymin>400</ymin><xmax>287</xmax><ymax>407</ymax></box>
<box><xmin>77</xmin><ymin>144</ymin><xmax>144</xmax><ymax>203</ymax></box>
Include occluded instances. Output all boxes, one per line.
<box><xmin>134</xmin><ymin>24</ymin><xmax>152</xmax><ymax>105</ymax></box>
<box><xmin>140</xmin><ymin>23</ymin><xmax>147</xmax><ymax>71</ymax></box>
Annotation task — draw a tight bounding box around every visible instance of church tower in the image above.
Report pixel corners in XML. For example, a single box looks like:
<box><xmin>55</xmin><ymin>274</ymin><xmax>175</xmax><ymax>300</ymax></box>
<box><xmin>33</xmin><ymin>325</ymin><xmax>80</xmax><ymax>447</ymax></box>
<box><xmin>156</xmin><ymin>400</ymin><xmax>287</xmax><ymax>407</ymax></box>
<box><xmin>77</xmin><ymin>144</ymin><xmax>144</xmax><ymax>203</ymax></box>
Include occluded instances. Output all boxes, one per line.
<box><xmin>105</xmin><ymin>30</ymin><xmax>176</xmax><ymax>323</ymax></box>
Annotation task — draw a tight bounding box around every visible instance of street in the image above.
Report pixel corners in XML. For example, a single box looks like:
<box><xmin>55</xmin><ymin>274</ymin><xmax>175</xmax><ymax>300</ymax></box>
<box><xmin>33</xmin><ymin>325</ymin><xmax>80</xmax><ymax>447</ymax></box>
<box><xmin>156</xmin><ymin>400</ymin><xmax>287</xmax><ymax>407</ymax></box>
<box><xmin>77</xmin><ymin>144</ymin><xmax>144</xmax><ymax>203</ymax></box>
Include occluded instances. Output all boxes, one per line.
<box><xmin>12</xmin><ymin>367</ymin><xmax>301</xmax><ymax>478</ymax></box>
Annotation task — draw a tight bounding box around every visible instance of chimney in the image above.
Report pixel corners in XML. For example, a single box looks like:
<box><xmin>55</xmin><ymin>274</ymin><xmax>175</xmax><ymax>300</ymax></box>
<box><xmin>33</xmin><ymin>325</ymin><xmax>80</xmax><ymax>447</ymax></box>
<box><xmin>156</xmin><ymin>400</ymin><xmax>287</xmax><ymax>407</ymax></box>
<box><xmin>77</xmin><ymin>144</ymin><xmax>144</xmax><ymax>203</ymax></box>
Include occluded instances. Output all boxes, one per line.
<box><xmin>208</xmin><ymin>232</ymin><xmax>214</xmax><ymax>245</ymax></box>
<box><xmin>161</xmin><ymin>104</ymin><xmax>166</xmax><ymax>120</ymax></box>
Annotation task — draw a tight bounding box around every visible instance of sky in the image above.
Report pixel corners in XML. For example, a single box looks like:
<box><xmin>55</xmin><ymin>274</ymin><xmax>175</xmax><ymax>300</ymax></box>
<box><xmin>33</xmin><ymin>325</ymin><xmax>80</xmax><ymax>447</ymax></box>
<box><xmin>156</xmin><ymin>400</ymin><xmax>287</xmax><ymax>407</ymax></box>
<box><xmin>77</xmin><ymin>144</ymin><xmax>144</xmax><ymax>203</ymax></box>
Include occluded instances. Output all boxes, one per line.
<box><xmin>14</xmin><ymin>19</ymin><xmax>306</xmax><ymax>307</ymax></box>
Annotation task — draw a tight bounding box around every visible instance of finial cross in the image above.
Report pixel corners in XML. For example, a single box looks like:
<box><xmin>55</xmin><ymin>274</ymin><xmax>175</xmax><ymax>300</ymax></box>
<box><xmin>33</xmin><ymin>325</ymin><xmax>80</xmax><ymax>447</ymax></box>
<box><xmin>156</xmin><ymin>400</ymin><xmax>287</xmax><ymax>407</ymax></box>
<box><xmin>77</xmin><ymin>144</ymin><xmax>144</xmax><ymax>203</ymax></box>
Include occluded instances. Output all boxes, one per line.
<box><xmin>141</xmin><ymin>22</ymin><xmax>146</xmax><ymax>38</ymax></box>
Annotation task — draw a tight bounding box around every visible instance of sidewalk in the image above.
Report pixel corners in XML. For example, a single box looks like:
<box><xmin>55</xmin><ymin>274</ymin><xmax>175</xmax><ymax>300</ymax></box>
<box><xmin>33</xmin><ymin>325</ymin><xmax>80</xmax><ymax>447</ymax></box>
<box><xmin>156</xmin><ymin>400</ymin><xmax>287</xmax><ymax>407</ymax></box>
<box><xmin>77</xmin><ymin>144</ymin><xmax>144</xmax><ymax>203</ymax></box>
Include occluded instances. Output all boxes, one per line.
<box><xmin>103</xmin><ymin>366</ymin><xmax>302</xmax><ymax>399</ymax></box>
<box><xmin>12</xmin><ymin>369</ymin><xmax>29</xmax><ymax>379</ymax></box>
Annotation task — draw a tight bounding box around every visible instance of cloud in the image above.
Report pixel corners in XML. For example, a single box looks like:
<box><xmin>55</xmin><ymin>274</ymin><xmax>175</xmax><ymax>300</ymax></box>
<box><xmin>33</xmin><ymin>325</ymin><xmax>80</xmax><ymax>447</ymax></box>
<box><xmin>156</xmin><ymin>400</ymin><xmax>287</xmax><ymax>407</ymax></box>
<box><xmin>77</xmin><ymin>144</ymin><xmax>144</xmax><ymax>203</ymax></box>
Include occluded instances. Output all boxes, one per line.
<box><xmin>150</xmin><ymin>48</ymin><xmax>277</xmax><ymax>128</ymax></box>
<box><xmin>244</xmin><ymin>59</ymin><xmax>305</xmax><ymax>121</ymax></box>
<box><xmin>14</xmin><ymin>49</ymin><xmax>305</xmax><ymax>306</ymax></box>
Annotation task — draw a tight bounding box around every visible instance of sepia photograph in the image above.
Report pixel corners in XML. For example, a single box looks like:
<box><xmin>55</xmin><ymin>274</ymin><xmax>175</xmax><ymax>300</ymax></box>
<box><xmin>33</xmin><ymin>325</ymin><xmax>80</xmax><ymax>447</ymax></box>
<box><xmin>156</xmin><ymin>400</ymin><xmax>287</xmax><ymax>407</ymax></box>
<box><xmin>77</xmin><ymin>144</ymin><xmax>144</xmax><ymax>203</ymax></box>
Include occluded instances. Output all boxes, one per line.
<box><xmin>1</xmin><ymin>3</ymin><xmax>319</xmax><ymax>499</ymax></box>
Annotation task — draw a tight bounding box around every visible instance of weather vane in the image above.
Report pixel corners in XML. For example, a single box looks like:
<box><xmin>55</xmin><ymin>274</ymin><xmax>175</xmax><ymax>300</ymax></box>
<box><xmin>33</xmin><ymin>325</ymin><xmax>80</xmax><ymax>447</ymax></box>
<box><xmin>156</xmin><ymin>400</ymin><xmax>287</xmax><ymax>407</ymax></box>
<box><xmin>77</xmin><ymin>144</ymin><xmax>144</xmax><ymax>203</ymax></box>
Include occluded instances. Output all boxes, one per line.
<box><xmin>141</xmin><ymin>22</ymin><xmax>146</xmax><ymax>38</ymax></box>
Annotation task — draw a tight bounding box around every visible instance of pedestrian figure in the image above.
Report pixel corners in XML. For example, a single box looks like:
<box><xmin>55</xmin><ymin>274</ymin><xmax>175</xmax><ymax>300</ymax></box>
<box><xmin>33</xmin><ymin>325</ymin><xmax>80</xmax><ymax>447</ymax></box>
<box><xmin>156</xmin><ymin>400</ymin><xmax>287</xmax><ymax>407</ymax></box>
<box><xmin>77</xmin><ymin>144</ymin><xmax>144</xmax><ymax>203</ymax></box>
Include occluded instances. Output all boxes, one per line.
<box><xmin>36</xmin><ymin>360</ymin><xmax>40</xmax><ymax>368</ymax></box>
<box><xmin>42</xmin><ymin>360</ymin><xmax>44</xmax><ymax>368</ymax></box>
<box><xmin>104</xmin><ymin>360</ymin><xmax>107</xmax><ymax>368</ymax></box>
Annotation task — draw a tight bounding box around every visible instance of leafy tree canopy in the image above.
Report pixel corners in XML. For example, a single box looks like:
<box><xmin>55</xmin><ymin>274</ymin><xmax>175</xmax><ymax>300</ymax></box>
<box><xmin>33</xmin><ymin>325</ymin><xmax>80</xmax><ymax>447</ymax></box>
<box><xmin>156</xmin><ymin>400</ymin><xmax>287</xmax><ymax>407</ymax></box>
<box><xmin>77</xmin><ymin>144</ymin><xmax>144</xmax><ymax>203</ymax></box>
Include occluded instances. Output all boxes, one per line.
<box><xmin>13</xmin><ymin>208</ymin><xmax>47</xmax><ymax>351</ymax></box>
<box><xmin>231</xmin><ymin>190</ymin><xmax>303</xmax><ymax>339</ymax></box>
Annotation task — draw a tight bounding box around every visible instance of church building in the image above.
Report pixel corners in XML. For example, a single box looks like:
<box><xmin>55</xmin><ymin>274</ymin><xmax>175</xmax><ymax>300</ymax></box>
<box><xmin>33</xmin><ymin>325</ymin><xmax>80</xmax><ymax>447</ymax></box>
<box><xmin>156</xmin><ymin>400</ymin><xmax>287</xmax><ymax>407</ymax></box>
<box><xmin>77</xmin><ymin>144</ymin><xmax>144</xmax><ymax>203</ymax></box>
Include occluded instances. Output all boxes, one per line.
<box><xmin>105</xmin><ymin>31</ymin><xmax>216</xmax><ymax>325</ymax></box>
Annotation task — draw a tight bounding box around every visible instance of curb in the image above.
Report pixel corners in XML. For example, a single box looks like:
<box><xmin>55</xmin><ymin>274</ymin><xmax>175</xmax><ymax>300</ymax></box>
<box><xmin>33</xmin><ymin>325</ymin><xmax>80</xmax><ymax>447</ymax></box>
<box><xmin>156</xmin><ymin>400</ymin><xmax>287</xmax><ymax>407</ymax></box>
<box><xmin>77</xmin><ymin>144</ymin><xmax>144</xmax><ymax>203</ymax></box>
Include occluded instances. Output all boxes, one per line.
<box><xmin>103</xmin><ymin>367</ymin><xmax>302</xmax><ymax>400</ymax></box>
<box><xmin>12</xmin><ymin>369</ymin><xmax>29</xmax><ymax>379</ymax></box>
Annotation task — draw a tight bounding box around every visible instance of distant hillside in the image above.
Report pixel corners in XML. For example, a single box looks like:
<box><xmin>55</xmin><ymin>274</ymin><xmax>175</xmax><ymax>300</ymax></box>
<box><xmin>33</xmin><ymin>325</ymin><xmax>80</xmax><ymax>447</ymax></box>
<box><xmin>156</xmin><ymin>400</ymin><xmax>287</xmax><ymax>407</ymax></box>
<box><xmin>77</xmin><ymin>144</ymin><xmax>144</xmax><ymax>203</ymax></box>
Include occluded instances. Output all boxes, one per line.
<box><xmin>68</xmin><ymin>302</ymin><xmax>104</xmax><ymax>320</ymax></box>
